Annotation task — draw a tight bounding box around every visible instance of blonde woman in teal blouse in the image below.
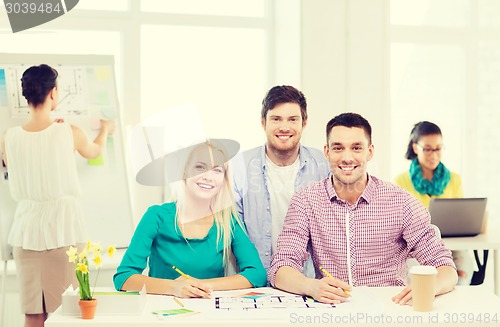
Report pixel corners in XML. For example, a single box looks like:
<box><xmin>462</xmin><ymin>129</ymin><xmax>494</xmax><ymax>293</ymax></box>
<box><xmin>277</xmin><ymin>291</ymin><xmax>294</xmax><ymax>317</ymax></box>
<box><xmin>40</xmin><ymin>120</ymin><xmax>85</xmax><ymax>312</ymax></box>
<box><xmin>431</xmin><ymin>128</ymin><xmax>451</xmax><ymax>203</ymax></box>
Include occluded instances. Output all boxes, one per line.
<box><xmin>394</xmin><ymin>121</ymin><xmax>474</xmax><ymax>285</ymax></box>
<box><xmin>114</xmin><ymin>140</ymin><xmax>266</xmax><ymax>297</ymax></box>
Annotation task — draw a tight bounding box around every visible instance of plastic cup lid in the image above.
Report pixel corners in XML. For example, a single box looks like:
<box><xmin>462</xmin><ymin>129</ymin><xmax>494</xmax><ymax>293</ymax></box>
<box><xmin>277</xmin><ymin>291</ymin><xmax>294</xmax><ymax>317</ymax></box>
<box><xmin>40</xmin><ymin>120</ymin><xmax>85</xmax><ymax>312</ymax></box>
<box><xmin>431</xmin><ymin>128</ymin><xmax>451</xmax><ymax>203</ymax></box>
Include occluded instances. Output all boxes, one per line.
<box><xmin>410</xmin><ymin>265</ymin><xmax>438</xmax><ymax>275</ymax></box>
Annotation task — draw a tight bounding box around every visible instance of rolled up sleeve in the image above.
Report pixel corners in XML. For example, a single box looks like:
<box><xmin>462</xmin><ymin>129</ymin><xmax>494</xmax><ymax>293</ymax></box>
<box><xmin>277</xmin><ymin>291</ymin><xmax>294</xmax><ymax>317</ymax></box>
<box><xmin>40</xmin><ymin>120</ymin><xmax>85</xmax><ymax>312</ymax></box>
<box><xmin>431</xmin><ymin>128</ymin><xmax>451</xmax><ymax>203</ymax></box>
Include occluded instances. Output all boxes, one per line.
<box><xmin>403</xmin><ymin>196</ymin><xmax>456</xmax><ymax>269</ymax></box>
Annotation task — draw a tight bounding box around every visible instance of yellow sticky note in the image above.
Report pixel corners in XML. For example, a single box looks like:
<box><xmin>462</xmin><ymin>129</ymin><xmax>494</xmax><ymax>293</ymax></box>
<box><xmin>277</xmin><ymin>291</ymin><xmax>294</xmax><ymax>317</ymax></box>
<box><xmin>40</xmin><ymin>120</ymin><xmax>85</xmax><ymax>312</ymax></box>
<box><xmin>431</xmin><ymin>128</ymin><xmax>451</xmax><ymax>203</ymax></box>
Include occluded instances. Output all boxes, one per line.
<box><xmin>88</xmin><ymin>155</ymin><xmax>104</xmax><ymax>166</ymax></box>
<box><xmin>96</xmin><ymin>66</ymin><xmax>111</xmax><ymax>81</ymax></box>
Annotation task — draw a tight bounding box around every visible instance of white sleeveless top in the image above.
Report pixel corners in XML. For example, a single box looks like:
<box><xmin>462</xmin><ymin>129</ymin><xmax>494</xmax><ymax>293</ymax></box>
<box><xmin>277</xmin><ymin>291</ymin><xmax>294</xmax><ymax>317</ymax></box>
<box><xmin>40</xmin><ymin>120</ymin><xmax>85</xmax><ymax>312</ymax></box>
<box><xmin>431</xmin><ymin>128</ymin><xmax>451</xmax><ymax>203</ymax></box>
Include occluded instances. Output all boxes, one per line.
<box><xmin>5</xmin><ymin>123</ymin><xmax>86</xmax><ymax>250</ymax></box>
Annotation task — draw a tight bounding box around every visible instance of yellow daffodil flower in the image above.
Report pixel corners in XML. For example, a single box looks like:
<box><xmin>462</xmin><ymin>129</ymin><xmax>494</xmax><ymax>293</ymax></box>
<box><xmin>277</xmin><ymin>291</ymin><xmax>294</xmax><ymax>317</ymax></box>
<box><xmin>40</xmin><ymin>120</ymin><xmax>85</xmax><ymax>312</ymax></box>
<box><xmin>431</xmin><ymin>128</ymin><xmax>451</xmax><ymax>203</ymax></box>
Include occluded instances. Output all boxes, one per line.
<box><xmin>68</xmin><ymin>241</ymin><xmax>114</xmax><ymax>301</ymax></box>
<box><xmin>66</xmin><ymin>246</ymin><xmax>78</xmax><ymax>263</ymax></box>
<box><xmin>78</xmin><ymin>248</ymin><xmax>88</xmax><ymax>260</ymax></box>
<box><xmin>107</xmin><ymin>245</ymin><xmax>116</xmax><ymax>257</ymax></box>
<box><xmin>93</xmin><ymin>255</ymin><xmax>102</xmax><ymax>268</ymax></box>
<box><xmin>77</xmin><ymin>263</ymin><xmax>89</xmax><ymax>274</ymax></box>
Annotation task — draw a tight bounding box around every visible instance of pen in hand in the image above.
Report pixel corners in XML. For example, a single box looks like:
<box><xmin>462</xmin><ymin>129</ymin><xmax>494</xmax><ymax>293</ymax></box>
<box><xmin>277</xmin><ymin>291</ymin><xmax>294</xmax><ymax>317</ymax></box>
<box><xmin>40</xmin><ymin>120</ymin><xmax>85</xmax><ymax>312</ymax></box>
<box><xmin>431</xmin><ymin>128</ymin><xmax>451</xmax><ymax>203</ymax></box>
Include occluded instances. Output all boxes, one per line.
<box><xmin>319</xmin><ymin>266</ymin><xmax>351</xmax><ymax>296</ymax></box>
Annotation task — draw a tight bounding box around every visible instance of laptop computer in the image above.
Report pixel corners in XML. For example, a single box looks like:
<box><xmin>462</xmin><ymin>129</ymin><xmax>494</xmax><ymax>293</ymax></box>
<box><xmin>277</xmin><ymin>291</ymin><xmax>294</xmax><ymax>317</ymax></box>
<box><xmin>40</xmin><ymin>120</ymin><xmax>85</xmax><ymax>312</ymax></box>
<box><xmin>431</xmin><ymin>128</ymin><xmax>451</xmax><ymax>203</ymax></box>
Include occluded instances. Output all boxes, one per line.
<box><xmin>428</xmin><ymin>198</ymin><xmax>487</xmax><ymax>237</ymax></box>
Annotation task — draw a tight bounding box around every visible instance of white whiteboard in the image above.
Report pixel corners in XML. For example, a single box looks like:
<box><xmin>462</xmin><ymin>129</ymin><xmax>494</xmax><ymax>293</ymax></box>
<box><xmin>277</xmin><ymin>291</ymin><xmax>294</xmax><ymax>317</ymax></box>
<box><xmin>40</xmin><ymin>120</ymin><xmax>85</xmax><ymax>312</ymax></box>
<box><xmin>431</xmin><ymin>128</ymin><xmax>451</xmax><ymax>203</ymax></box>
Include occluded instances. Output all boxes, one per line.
<box><xmin>0</xmin><ymin>53</ymin><xmax>134</xmax><ymax>260</ymax></box>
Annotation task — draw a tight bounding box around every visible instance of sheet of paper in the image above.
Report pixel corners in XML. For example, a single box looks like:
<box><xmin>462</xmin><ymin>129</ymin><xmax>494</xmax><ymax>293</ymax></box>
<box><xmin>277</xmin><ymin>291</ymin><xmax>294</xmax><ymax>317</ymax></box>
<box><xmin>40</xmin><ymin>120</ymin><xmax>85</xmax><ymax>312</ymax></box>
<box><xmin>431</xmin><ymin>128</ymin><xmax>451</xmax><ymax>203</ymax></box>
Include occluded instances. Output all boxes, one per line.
<box><xmin>215</xmin><ymin>294</ymin><xmax>335</xmax><ymax>310</ymax></box>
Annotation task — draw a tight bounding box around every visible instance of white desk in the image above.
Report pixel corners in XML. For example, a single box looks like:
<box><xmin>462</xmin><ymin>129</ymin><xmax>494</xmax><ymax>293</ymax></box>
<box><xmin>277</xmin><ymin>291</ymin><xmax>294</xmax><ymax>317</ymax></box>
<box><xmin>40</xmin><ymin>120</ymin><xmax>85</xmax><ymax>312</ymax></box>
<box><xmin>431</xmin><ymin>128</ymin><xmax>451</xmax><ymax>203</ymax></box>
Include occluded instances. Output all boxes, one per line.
<box><xmin>442</xmin><ymin>227</ymin><xmax>500</xmax><ymax>295</ymax></box>
<box><xmin>46</xmin><ymin>286</ymin><xmax>500</xmax><ymax>327</ymax></box>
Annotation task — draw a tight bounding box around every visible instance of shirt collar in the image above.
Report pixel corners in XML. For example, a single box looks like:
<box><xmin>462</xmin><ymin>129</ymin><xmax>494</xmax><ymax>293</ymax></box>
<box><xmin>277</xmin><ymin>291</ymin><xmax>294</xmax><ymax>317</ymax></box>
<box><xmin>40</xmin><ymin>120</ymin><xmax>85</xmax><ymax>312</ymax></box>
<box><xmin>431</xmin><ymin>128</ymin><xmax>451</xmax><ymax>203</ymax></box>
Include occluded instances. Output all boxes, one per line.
<box><xmin>325</xmin><ymin>173</ymin><xmax>375</xmax><ymax>205</ymax></box>
<box><xmin>260</xmin><ymin>143</ymin><xmax>306</xmax><ymax>170</ymax></box>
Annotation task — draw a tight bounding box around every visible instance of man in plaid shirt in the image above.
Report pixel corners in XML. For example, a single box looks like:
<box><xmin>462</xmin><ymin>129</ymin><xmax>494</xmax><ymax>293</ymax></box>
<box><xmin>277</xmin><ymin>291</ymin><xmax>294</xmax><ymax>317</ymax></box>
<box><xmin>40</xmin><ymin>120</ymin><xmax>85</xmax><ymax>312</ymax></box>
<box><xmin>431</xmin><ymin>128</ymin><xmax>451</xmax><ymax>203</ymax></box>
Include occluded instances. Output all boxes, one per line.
<box><xmin>269</xmin><ymin>112</ymin><xmax>457</xmax><ymax>305</ymax></box>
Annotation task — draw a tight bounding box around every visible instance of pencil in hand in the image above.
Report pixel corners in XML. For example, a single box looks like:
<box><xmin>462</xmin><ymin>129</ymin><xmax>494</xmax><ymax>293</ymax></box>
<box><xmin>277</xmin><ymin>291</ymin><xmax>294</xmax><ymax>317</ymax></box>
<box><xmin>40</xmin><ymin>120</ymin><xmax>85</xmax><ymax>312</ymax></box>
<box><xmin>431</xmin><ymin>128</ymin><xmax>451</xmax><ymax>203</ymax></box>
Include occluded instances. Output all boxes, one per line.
<box><xmin>172</xmin><ymin>265</ymin><xmax>190</xmax><ymax>279</ymax></box>
<box><xmin>319</xmin><ymin>266</ymin><xmax>351</xmax><ymax>296</ymax></box>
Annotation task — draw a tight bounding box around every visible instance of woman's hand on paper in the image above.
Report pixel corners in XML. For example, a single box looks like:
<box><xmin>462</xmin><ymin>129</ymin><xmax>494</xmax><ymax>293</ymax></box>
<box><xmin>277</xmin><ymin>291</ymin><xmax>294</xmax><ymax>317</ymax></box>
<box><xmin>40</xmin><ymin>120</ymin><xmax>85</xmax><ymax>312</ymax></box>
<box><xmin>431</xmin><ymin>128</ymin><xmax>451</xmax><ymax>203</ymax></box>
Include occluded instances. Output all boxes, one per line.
<box><xmin>172</xmin><ymin>276</ymin><xmax>212</xmax><ymax>299</ymax></box>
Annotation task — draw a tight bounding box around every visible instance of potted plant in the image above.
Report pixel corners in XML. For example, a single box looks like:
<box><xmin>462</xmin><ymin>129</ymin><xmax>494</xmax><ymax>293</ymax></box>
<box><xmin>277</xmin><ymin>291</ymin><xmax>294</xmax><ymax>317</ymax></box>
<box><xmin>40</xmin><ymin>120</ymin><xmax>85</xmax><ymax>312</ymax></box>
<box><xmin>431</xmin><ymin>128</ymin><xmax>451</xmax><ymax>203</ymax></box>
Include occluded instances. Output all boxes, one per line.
<box><xmin>66</xmin><ymin>241</ymin><xmax>116</xmax><ymax>319</ymax></box>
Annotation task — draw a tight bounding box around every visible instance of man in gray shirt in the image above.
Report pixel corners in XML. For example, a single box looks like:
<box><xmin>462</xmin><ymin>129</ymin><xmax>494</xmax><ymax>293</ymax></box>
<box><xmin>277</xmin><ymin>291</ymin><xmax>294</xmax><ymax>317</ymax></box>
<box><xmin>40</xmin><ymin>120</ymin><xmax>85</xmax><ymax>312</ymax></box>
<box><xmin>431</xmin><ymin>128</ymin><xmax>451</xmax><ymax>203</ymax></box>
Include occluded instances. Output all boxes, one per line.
<box><xmin>232</xmin><ymin>85</ymin><xmax>329</xmax><ymax>274</ymax></box>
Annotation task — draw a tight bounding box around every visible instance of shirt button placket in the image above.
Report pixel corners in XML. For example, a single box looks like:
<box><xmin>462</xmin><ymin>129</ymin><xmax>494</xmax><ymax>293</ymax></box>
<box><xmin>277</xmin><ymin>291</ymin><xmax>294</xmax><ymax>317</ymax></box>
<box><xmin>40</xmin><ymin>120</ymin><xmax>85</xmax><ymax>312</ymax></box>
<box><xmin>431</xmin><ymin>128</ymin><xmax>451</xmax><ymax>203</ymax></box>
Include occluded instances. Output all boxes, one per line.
<box><xmin>348</xmin><ymin>209</ymin><xmax>357</xmax><ymax>286</ymax></box>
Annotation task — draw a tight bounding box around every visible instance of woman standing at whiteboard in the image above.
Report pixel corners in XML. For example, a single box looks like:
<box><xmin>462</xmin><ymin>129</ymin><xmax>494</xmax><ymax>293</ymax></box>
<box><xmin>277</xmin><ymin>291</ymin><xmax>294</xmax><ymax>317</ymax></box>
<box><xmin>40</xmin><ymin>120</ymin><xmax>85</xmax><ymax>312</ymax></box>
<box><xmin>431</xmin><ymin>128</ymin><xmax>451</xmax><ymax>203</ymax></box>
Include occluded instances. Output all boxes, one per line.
<box><xmin>1</xmin><ymin>64</ymin><xmax>113</xmax><ymax>327</ymax></box>
<box><xmin>394</xmin><ymin>121</ymin><xmax>474</xmax><ymax>286</ymax></box>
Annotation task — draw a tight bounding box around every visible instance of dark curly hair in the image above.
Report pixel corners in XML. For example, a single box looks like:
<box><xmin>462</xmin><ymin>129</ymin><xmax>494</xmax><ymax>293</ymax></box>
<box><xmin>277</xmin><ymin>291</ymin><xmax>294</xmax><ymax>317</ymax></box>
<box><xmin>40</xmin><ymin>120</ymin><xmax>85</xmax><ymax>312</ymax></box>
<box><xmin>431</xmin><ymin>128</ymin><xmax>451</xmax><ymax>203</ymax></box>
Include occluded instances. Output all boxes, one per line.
<box><xmin>21</xmin><ymin>64</ymin><xmax>58</xmax><ymax>107</ymax></box>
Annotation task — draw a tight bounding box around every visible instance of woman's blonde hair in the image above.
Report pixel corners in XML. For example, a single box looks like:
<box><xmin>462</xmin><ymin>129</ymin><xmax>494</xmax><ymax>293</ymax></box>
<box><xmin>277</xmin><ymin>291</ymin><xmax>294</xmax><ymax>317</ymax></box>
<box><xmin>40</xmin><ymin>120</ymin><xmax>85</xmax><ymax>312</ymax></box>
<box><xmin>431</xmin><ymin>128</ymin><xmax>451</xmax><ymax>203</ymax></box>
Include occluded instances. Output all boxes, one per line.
<box><xmin>170</xmin><ymin>140</ymin><xmax>244</xmax><ymax>268</ymax></box>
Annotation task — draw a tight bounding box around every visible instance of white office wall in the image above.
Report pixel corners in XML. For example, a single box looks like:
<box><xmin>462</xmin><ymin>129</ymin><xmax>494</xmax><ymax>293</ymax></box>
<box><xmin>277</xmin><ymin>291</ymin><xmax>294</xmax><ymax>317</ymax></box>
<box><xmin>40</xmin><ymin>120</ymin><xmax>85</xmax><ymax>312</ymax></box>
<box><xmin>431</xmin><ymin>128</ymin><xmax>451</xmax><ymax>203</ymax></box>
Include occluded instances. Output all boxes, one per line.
<box><xmin>1</xmin><ymin>1</ymin><xmax>498</xmax><ymax>223</ymax></box>
<box><xmin>0</xmin><ymin>2</ymin><xmax>284</xmax><ymax>224</ymax></box>
<box><xmin>390</xmin><ymin>43</ymin><xmax>466</xmax><ymax>179</ymax></box>
<box><xmin>301</xmin><ymin>0</ymin><xmax>388</xmax><ymax>178</ymax></box>
<box><xmin>300</xmin><ymin>0</ymin><xmax>347</xmax><ymax>151</ymax></box>
<box><xmin>140</xmin><ymin>24</ymin><xmax>268</xmax><ymax>151</ymax></box>
<box><xmin>140</xmin><ymin>0</ymin><xmax>266</xmax><ymax>17</ymax></box>
<box><xmin>301</xmin><ymin>0</ymin><xmax>500</xmax><ymax>224</ymax></box>
<box><xmin>273</xmin><ymin>0</ymin><xmax>301</xmax><ymax>87</ymax></box>
<box><xmin>76</xmin><ymin>0</ymin><xmax>128</xmax><ymax>11</ymax></box>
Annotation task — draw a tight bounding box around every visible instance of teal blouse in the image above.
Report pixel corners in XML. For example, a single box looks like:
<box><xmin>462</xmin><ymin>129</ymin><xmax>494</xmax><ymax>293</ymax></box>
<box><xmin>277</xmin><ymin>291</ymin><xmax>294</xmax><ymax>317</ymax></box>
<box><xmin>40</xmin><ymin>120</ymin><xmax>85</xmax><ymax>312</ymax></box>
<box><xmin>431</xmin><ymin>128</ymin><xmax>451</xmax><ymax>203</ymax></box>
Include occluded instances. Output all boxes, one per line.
<box><xmin>113</xmin><ymin>202</ymin><xmax>267</xmax><ymax>290</ymax></box>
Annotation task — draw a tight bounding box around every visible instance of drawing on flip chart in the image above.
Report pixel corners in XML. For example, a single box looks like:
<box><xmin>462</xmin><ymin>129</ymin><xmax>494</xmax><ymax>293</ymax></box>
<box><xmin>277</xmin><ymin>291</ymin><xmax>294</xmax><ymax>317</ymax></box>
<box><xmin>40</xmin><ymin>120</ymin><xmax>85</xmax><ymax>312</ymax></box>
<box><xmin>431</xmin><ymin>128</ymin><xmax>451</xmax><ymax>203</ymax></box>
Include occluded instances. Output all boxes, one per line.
<box><xmin>6</xmin><ymin>65</ymin><xmax>87</xmax><ymax>117</ymax></box>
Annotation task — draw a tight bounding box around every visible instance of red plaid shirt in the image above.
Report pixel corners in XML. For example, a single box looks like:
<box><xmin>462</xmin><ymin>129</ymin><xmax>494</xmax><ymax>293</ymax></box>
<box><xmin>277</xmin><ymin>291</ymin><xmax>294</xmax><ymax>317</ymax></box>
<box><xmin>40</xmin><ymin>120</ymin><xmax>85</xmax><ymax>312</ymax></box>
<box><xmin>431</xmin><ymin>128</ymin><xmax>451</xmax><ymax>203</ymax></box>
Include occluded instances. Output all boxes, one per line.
<box><xmin>268</xmin><ymin>175</ymin><xmax>455</xmax><ymax>287</ymax></box>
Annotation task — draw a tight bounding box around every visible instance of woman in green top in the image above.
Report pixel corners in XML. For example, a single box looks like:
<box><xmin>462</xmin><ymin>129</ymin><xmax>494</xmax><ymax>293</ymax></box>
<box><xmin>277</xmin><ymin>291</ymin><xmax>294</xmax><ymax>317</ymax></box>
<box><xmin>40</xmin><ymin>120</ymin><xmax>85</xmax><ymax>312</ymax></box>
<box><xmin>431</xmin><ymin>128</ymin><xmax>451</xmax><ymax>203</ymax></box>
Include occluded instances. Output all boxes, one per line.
<box><xmin>113</xmin><ymin>140</ymin><xmax>266</xmax><ymax>298</ymax></box>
